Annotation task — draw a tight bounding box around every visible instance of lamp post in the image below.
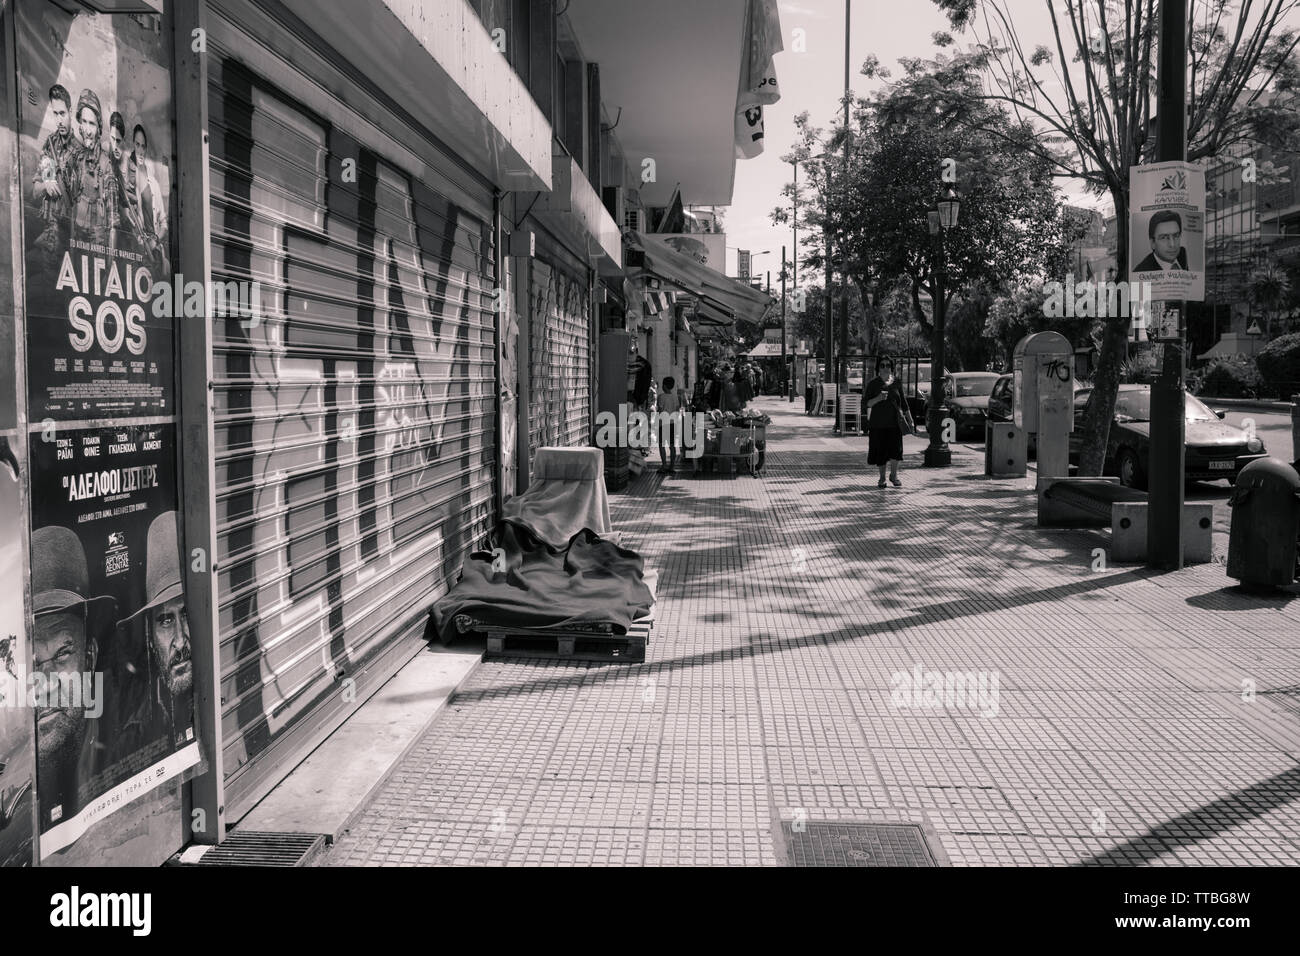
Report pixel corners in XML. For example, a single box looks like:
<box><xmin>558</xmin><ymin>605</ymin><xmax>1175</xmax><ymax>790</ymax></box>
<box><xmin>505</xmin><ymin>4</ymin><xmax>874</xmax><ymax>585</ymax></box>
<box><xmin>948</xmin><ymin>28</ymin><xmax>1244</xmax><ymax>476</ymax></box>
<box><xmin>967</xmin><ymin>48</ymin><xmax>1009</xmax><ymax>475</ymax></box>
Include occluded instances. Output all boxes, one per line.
<box><xmin>801</xmin><ymin>150</ymin><xmax>833</xmax><ymax>400</ymax></box>
<box><xmin>790</xmin><ymin>160</ymin><xmax>799</xmax><ymax>401</ymax></box>
<box><xmin>790</xmin><ymin>160</ymin><xmax>799</xmax><ymax>293</ymax></box>
<box><xmin>924</xmin><ymin>184</ymin><xmax>960</xmax><ymax>468</ymax></box>
<box><xmin>780</xmin><ymin>246</ymin><xmax>788</xmax><ymax>400</ymax></box>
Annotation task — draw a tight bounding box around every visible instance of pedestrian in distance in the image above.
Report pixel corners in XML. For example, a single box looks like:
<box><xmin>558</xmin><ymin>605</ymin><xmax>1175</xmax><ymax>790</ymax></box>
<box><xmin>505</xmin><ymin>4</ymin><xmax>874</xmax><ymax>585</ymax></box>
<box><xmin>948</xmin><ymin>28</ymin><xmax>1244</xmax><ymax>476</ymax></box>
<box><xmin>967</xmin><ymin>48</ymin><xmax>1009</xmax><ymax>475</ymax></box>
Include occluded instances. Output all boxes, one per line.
<box><xmin>708</xmin><ymin>362</ymin><xmax>751</xmax><ymax>412</ymax></box>
<box><xmin>864</xmin><ymin>355</ymin><xmax>912</xmax><ymax>488</ymax></box>
<box><xmin>657</xmin><ymin>376</ymin><xmax>683</xmax><ymax>474</ymax></box>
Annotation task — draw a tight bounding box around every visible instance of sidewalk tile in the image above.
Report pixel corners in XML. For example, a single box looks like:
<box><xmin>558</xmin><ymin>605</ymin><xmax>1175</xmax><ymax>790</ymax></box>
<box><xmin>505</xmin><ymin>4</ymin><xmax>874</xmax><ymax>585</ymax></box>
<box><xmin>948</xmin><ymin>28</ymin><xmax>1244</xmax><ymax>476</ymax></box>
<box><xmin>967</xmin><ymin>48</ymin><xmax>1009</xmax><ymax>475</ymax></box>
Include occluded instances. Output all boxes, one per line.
<box><xmin>321</xmin><ymin>398</ymin><xmax>1300</xmax><ymax>867</ymax></box>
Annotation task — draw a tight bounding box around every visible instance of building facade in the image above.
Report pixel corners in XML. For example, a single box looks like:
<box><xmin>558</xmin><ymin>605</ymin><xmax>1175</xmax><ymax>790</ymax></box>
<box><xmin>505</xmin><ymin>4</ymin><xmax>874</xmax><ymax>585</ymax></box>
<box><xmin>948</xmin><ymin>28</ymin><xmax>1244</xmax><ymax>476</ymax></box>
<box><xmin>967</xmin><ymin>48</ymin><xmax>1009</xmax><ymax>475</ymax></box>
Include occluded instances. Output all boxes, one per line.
<box><xmin>1</xmin><ymin>0</ymin><xmax>778</xmax><ymax>866</ymax></box>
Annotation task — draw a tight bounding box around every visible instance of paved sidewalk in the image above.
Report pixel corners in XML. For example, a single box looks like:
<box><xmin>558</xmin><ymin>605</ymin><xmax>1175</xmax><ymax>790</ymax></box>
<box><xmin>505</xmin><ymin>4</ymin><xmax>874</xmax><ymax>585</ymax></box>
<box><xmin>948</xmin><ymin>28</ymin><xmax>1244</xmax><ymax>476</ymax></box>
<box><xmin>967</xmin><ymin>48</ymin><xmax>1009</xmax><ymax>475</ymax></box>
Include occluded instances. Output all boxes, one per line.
<box><xmin>322</xmin><ymin>397</ymin><xmax>1300</xmax><ymax>866</ymax></box>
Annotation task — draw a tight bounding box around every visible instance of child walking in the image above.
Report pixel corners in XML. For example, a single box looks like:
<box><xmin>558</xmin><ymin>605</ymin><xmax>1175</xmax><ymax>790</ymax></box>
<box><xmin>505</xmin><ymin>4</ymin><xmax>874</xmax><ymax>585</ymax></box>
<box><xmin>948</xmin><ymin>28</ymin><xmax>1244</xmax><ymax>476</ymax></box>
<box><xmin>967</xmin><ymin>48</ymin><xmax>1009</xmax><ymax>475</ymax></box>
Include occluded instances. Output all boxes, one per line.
<box><xmin>657</xmin><ymin>376</ymin><xmax>683</xmax><ymax>474</ymax></box>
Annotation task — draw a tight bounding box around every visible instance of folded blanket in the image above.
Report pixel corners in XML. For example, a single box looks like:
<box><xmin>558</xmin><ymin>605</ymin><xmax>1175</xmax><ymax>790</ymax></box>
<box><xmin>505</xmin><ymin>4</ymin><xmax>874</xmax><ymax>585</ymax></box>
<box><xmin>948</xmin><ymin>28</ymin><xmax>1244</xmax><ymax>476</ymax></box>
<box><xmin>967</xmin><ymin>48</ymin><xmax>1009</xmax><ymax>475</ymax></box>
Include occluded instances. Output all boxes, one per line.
<box><xmin>502</xmin><ymin>447</ymin><xmax>611</xmax><ymax>548</ymax></box>
<box><xmin>431</xmin><ymin>518</ymin><xmax>654</xmax><ymax>641</ymax></box>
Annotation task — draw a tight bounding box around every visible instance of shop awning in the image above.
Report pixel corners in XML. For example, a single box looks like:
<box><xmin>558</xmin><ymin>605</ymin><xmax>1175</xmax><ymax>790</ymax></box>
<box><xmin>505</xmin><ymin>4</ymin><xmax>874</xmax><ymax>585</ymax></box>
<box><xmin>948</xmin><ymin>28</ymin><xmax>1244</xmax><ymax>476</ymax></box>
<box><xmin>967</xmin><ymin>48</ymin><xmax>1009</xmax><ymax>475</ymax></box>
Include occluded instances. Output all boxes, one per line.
<box><xmin>744</xmin><ymin>341</ymin><xmax>785</xmax><ymax>357</ymax></box>
<box><xmin>629</xmin><ymin>231</ymin><xmax>772</xmax><ymax>326</ymax></box>
<box><xmin>694</xmin><ymin>300</ymin><xmax>740</xmax><ymax>328</ymax></box>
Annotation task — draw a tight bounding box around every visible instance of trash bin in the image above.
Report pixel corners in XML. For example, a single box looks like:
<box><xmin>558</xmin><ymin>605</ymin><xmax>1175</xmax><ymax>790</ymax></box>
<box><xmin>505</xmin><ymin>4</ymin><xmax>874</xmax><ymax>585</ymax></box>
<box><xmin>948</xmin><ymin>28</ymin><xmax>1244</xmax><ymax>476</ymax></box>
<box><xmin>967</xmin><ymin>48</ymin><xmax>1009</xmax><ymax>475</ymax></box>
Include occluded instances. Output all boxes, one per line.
<box><xmin>1227</xmin><ymin>457</ymin><xmax>1300</xmax><ymax>587</ymax></box>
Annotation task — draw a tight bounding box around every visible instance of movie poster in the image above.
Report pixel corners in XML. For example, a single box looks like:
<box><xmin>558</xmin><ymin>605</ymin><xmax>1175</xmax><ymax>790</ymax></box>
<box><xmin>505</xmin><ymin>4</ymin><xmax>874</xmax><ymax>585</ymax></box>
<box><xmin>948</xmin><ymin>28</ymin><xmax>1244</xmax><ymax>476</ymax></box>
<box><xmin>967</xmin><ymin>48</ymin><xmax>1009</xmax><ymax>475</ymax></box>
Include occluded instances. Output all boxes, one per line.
<box><xmin>28</xmin><ymin>423</ymin><xmax>198</xmax><ymax>859</ymax></box>
<box><xmin>17</xmin><ymin>4</ymin><xmax>174</xmax><ymax>422</ymax></box>
<box><xmin>0</xmin><ymin>463</ymin><xmax>34</xmax><ymax>868</ymax></box>
<box><xmin>1</xmin><ymin>1</ymin><xmax>35</xmax><ymax>869</ymax></box>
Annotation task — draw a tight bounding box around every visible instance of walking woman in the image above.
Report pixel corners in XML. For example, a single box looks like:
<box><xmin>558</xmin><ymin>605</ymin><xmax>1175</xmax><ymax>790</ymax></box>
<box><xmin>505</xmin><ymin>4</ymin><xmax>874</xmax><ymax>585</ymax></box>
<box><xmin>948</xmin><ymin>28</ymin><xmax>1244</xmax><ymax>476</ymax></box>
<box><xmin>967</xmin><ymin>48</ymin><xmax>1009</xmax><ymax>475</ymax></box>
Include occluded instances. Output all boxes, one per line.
<box><xmin>864</xmin><ymin>356</ymin><xmax>912</xmax><ymax>487</ymax></box>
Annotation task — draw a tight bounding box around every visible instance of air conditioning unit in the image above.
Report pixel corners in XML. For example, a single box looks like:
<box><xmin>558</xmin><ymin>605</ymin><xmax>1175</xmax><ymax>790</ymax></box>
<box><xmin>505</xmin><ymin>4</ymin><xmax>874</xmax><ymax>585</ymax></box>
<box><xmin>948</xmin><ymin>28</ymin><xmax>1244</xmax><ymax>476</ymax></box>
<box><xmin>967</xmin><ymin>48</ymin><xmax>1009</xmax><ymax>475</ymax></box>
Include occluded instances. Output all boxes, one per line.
<box><xmin>605</xmin><ymin>185</ymin><xmax>649</xmax><ymax>234</ymax></box>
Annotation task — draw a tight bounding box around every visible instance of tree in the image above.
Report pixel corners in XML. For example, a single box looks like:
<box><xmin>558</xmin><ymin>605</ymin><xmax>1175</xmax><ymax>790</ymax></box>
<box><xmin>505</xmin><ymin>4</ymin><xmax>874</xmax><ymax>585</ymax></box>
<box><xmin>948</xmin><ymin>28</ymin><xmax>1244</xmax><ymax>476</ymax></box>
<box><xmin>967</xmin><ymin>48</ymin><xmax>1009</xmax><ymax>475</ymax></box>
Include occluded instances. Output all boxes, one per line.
<box><xmin>985</xmin><ymin>284</ymin><xmax>1103</xmax><ymax>367</ymax></box>
<box><xmin>929</xmin><ymin>0</ymin><xmax>1300</xmax><ymax>475</ymax></box>
<box><xmin>791</xmin><ymin>283</ymin><xmax>829</xmax><ymax>355</ymax></box>
<box><xmin>781</xmin><ymin>59</ymin><xmax>1075</xmax><ymax>380</ymax></box>
<box><xmin>1247</xmin><ymin>259</ymin><xmax>1295</xmax><ymax>338</ymax></box>
<box><xmin>947</xmin><ymin>288</ymin><xmax>996</xmax><ymax>370</ymax></box>
<box><xmin>787</xmin><ymin>281</ymin><xmax>871</xmax><ymax>355</ymax></box>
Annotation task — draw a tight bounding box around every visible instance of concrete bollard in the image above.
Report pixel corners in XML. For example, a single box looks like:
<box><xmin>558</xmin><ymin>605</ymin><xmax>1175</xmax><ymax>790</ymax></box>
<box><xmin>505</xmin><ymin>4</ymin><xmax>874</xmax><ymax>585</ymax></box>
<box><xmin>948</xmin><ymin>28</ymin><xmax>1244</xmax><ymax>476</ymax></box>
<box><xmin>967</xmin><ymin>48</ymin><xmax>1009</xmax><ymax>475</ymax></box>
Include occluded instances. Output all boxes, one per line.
<box><xmin>985</xmin><ymin>421</ymin><xmax>1027</xmax><ymax>477</ymax></box>
<box><xmin>1111</xmin><ymin>501</ymin><xmax>1214</xmax><ymax>564</ymax></box>
<box><xmin>1111</xmin><ymin>502</ymin><xmax>1148</xmax><ymax>563</ymax></box>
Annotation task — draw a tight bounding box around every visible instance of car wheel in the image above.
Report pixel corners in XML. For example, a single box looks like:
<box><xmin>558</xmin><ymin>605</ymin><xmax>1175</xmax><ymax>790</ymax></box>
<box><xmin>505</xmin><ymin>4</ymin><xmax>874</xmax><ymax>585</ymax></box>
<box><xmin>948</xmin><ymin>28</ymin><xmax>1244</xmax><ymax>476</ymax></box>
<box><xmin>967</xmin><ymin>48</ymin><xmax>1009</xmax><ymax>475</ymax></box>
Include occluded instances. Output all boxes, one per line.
<box><xmin>1117</xmin><ymin>448</ymin><xmax>1146</xmax><ymax>490</ymax></box>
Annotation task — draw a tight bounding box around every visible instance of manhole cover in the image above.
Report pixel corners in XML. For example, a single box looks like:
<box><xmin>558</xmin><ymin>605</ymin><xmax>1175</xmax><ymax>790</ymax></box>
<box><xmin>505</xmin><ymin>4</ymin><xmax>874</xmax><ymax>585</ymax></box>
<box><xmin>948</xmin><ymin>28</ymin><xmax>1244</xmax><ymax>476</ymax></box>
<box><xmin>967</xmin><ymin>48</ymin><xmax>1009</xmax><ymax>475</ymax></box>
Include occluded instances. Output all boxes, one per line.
<box><xmin>780</xmin><ymin>822</ymin><xmax>943</xmax><ymax>867</ymax></box>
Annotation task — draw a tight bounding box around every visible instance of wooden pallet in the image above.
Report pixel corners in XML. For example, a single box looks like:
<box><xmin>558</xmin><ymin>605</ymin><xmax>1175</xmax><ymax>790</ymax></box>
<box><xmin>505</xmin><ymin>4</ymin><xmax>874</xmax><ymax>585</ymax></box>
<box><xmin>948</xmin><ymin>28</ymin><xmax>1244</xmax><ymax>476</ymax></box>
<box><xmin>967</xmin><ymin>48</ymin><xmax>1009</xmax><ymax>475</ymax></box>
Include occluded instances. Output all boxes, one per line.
<box><xmin>481</xmin><ymin>618</ymin><xmax>651</xmax><ymax>663</ymax></box>
<box><xmin>476</xmin><ymin>567</ymin><xmax>656</xmax><ymax>664</ymax></box>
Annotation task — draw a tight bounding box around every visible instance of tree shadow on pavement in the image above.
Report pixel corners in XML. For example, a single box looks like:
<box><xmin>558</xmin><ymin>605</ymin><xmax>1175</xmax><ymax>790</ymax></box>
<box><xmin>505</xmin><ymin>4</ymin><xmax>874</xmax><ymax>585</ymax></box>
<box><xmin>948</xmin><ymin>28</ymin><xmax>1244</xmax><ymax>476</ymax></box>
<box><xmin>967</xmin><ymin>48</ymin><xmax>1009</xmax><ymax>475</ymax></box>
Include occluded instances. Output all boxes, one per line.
<box><xmin>1078</xmin><ymin>764</ymin><xmax>1300</xmax><ymax>866</ymax></box>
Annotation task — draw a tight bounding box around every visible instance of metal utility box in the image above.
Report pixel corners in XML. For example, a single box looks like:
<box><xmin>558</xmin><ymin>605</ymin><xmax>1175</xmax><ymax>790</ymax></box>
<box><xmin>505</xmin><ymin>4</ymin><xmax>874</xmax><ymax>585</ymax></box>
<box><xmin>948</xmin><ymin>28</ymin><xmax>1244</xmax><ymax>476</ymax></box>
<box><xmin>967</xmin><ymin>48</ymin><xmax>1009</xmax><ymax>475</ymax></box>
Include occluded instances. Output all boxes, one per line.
<box><xmin>1013</xmin><ymin>331</ymin><xmax>1074</xmax><ymax>433</ymax></box>
<box><xmin>1014</xmin><ymin>331</ymin><xmax>1074</xmax><ymax>478</ymax></box>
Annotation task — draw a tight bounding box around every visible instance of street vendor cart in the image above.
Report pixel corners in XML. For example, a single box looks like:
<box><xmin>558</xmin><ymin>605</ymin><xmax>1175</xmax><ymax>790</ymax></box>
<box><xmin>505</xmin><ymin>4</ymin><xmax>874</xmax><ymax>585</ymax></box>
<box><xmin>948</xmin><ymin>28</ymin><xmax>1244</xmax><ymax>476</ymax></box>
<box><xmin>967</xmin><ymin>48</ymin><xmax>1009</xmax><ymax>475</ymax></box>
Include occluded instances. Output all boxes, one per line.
<box><xmin>695</xmin><ymin>410</ymin><xmax>769</xmax><ymax>477</ymax></box>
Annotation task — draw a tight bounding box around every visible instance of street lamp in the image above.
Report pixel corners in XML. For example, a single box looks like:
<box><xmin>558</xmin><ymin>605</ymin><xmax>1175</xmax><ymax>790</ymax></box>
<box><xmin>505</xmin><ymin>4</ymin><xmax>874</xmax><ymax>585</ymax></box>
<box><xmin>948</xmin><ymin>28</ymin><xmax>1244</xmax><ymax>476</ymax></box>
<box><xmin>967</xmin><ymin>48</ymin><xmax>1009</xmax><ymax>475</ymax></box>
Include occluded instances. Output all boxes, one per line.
<box><xmin>748</xmin><ymin>249</ymin><xmax>773</xmax><ymax>279</ymax></box>
<box><xmin>924</xmin><ymin>183</ymin><xmax>960</xmax><ymax>469</ymax></box>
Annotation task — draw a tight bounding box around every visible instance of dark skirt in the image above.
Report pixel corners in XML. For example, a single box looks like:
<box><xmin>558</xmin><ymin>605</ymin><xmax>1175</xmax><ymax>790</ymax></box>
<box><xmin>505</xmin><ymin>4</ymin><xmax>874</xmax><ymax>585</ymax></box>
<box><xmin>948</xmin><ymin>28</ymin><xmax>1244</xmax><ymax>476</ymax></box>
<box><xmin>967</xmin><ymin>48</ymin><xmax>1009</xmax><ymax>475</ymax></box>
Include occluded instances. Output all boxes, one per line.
<box><xmin>867</xmin><ymin>426</ymin><xmax>904</xmax><ymax>465</ymax></box>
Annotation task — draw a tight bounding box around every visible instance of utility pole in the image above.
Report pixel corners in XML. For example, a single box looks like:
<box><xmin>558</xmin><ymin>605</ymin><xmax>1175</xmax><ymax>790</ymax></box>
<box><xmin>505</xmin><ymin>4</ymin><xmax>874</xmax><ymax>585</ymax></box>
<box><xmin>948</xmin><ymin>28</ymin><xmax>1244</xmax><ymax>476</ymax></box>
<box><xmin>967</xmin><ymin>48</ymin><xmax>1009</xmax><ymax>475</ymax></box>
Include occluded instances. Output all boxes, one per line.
<box><xmin>792</xmin><ymin>160</ymin><xmax>799</xmax><ymax>293</ymax></box>
<box><xmin>781</xmin><ymin>245</ymin><xmax>787</xmax><ymax>400</ymax></box>
<box><xmin>790</xmin><ymin>162</ymin><xmax>798</xmax><ymax>403</ymax></box>
<box><xmin>839</xmin><ymin>0</ymin><xmax>851</xmax><ymax>387</ymax></box>
<box><xmin>1148</xmin><ymin>0</ymin><xmax>1187</xmax><ymax>570</ymax></box>
<box><xmin>824</xmin><ymin>212</ymin><xmax>834</xmax><ymax>391</ymax></box>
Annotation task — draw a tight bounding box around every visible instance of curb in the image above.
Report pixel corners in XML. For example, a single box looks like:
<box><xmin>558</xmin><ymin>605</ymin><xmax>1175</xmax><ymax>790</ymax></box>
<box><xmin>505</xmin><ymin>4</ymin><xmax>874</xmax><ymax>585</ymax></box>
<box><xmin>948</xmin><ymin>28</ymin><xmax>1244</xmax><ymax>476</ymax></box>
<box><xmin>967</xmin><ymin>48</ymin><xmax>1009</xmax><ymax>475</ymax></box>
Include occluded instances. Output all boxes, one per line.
<box><xmin>1197</xmin><ymin>396</ymin><xmax>1296</xmax><ymax>413</ymax></box>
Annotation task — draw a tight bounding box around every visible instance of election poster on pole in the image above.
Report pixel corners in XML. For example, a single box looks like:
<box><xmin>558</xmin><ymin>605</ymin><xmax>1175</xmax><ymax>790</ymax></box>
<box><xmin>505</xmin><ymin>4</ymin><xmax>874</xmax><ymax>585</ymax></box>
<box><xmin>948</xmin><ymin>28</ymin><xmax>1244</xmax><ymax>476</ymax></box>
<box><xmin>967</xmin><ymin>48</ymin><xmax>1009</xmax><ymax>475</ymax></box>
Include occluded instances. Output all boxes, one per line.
<box><xmin>1128</xmin><ymin>161</ymin><xmax>1206</xmax><ymax>304</ymax></box>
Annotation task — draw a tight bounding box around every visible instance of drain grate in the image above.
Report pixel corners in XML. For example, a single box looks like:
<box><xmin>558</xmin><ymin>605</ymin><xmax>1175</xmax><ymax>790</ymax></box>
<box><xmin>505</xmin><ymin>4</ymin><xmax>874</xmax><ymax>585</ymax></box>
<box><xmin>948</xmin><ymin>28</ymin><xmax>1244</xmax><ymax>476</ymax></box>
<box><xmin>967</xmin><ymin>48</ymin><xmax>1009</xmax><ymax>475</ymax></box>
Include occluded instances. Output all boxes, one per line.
<box><xmin>780</xmin><ymin>822</ymin><xmax>943</xmax><ymax>867</ymax></box>
<box><xmin>178</xmin><ymin>831</ymin><xmax>327</xmax><ymax>867</ymax></box>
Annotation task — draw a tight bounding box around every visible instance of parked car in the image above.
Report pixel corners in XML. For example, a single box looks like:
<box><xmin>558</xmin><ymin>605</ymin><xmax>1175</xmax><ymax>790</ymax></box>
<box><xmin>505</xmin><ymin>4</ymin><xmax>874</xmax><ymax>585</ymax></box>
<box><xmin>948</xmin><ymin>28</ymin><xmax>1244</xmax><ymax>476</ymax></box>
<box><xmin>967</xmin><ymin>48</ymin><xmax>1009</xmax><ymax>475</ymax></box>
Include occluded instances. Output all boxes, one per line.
<box><xmin>987</xmin><ymin>373</ymin><xmax>1014</xmax><ymax>424</ymax></box>
<box><xmin>902</xmin><ymin>362</ymin><xmax>950</xmax><ymax>426</ymax></box>
<box><xmin>1068</xmin><ymin>384</ymin><xmax>1268</xmax><ymax>488</ymax></box>
<box><xmin>942</xmin><ymin>372</ymin><xmax>1002</xmax><ymax>440</ymax></box>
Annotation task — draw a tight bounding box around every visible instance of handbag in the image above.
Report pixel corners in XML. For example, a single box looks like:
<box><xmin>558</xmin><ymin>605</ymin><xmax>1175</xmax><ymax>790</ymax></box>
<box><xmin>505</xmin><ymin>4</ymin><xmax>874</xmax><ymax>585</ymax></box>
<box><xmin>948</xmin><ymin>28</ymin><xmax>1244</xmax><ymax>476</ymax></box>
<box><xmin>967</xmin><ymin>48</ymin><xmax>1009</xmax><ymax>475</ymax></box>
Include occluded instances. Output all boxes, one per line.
<box><xmin>894</xmin><ymin>404</ymin><xmax>913</xmax><ymax>436</ymax></box>
<box><xmin>890</xmin><ymin>384</ymin><xmax>913</xmax><ymax>435</ymax></box>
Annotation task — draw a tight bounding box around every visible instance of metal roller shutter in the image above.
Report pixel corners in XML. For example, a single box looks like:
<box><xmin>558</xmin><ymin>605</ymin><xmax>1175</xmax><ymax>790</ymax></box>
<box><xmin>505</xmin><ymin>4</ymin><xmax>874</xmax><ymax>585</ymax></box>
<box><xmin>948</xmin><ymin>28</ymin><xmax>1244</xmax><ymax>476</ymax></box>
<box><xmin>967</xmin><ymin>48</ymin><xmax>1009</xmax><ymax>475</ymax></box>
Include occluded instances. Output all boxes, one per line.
<box><xmin>205</xmin><ymin>9</ymin><xmax>497</xmax><ymax>815</ymax></box>
<box><xmin>529</xmin><ymin>259</ymin><xmax>591</xmax><ymax>464</ymax></box>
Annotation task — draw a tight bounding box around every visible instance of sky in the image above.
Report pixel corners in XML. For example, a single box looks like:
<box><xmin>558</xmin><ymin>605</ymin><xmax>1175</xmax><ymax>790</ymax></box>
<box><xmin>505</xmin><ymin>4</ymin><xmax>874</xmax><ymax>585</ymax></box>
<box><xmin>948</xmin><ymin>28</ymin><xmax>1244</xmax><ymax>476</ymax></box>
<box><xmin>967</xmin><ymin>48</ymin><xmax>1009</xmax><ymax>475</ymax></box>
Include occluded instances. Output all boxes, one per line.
<box><xmin>724</xmin><ymin>0</ymin><xmax>1087</xmax><ymax>283</ymax></box>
